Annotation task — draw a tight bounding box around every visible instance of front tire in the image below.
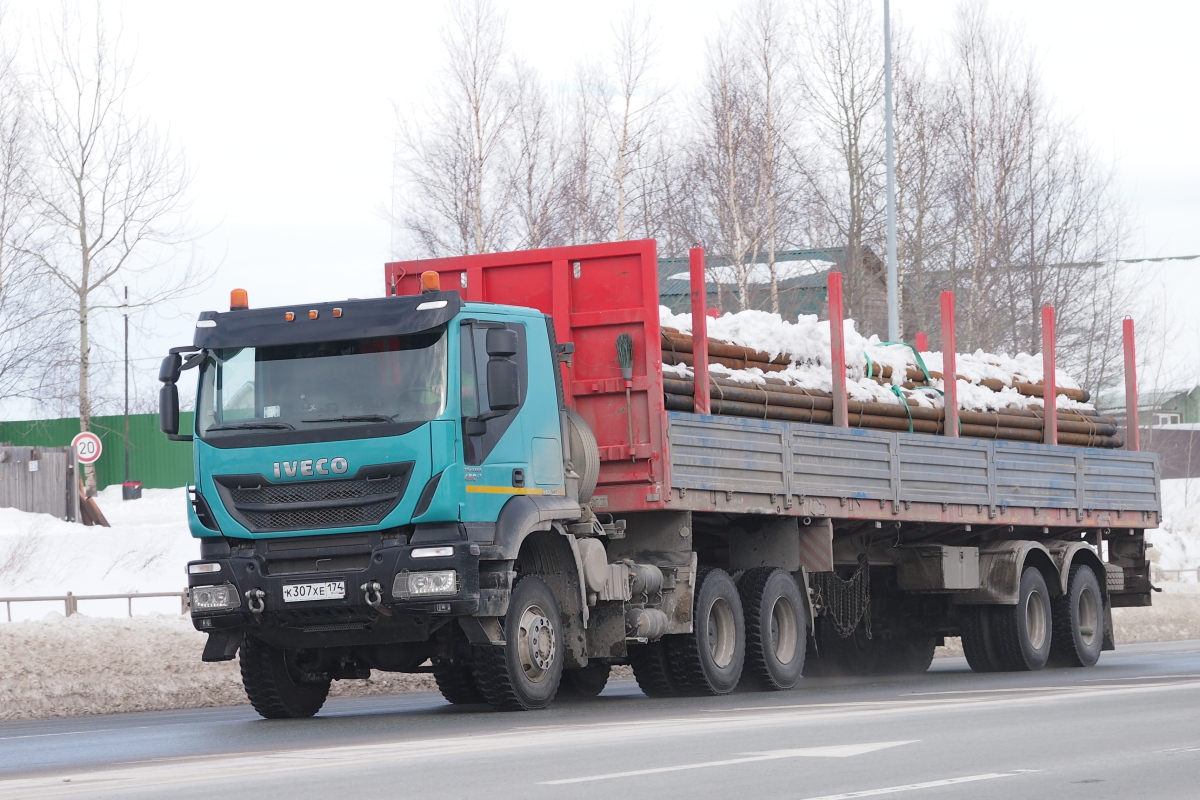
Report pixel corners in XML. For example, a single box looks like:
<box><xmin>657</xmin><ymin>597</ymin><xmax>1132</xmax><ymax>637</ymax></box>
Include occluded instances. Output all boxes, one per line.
<box><xmin>666</xmin><ymin>568</ymin><xmax>745</xmax><ymax>695</ymax></box>
<box><xmin>239</xmin><ymin>636</ymin><xmax>330</xmax><ymax>719</ymax></box>
<box><xmin>740</xmin><ymin>567</ymin><xmax>807</xmax><ymax>690</ymax></box>
<box><xmin>433</xmin><ymin>660</ymin><xmax>485</xmax><ymax>705</ymax></box>
<box><xmin>472</xmin><ymin>575</ymin><xmax>564</xmax><ymax>711</ymax></box>
<box><xmin>1050</xmin><ymin>564</ymin><xmax>1103</xmax><ymax>668</ymax></box>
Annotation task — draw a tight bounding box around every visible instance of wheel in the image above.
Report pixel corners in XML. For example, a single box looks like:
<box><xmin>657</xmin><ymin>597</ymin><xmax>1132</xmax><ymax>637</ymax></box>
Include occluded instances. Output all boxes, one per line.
<box><xmin>1050</xmin><ymin>564</ymin><xmax>1104</xmax><ymax>668</ymax></box>
<box><xmin>991</xmin><ymin>567</ymin><xmax>1053</xmax><ymax>671</ymax></box>
<box><xmin>471</xmin><ymin>575</ymin><xmax>564</xmax><ymax>710</ymax></box>
<box><xmin>739</xmin><ymin>567</ymin><xmax>807</xmax><ymax>690</ymax></box>
<box><xmin>666</xmin><ymin>568</ymin><xmax>745</xmax><ymax>695</ymax></box>
<box><xmin>432</xmin><ymin>660</ymin><xmax>485</xmax><ymax>705</ymax></box>
<box><xmin>239</xmin><ymin>636</ymin><xmax>331</xmax><ymax>719</ymax></box>
<box><xmin>960</xmin><ymin>606</ymin><xmax>1002</xmax><ymax>673</ymax></box>
<box><xmin>804</xmin><ymin>616</ymin><xmax>879</xmax><ymax>677</ymax></box>
<box><xmin>628</xmin><ymin>640</ymin><xmax>681</xmax><ymax>698</ymax></box>
<box><xmin>876</xmin><ymin>631</ymin><xmax>937</xmax><ymax>674</ymax></box>
<box><xmin>560</xmin><ymin>662</ymin><xmax>611</xmax><ymax>697</ymax></box>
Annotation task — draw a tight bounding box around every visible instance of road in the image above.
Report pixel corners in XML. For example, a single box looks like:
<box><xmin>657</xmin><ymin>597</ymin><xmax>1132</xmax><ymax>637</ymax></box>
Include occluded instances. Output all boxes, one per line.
<box><xmin>2</xmin><ymin>641</ymin><xmax>1199</xmax><ymax>799</ymax></box>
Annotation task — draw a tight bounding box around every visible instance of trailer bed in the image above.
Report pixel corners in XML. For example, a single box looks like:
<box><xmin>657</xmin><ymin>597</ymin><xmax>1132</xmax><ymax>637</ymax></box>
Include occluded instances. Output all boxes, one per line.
<box><xmin>664</xmin><ymin>411</ymin><xmax>1160</xmax><ymax>530</ymax></box>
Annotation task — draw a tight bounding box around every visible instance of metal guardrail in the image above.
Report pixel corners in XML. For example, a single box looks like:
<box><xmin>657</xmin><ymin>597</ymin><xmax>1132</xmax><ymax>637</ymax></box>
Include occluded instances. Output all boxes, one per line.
<box><xmin>1153</xmin><ymin>568</ymin><xmax>1200</xmax><ymax>581</ymax></box>
<box><xmin>0</xmin><ymin>591</ymin><xmax>189</xmax><ymax>622</ymax></box>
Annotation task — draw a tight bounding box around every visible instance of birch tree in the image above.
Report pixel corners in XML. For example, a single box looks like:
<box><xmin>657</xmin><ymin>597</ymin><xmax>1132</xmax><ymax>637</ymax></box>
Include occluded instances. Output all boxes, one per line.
<box><xmin>26</xmin><ymin>8</ymin><xmax>199</xmax><ymax>490</ymax></box>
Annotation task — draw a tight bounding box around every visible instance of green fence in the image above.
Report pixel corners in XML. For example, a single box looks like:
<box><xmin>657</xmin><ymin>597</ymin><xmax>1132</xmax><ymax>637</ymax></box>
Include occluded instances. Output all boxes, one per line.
<box><xmin>0</xmin><ymin>413</ymin><xmax>193</xmax><ymax>490</ymax></box>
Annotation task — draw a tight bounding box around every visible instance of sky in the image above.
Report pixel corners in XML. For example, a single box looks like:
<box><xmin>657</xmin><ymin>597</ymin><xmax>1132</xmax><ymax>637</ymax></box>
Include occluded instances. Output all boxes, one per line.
<box><xmin>8</xmin><ymin>0</ymin><xmax>1200</xmax><ymax>417</ymax></box>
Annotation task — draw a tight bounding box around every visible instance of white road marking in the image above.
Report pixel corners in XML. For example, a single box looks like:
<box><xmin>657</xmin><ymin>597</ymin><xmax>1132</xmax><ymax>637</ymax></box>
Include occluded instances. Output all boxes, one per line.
<box><xmin>799</xmin><ymin>770</ymin><xmax>1036</xmax><ymax>799</ymax></box>
<box><xmin>540</xmin><ymin>741</ymin><xmax>917</xmax><ymax>785</ymax></box>
<box><xmin>1</xmin><ymin>676</ymin><xmax>1197</xmax><ymax>799</ymax></box>
<box><xmin>0</xmin><ymin>728</ymin><xmax>122</xmax><ymax>742</ymax></box>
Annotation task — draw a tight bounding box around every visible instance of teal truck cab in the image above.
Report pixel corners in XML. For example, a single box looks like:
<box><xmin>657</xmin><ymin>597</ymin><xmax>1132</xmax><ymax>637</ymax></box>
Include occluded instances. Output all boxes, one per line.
<box><xmin>163</xmin><ymin>240</ymin><xmax>1159</xmax><ymax>720</ymax></box>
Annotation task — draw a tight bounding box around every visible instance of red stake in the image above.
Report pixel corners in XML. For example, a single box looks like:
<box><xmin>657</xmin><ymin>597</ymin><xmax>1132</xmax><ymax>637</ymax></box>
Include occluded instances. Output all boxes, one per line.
<box><xmin>689</xmin><ymin>247</ymin><xmax>710</xmax><ymax>415</ymax></box>
<box><xmin>828</xmin><ymin>272</ymin><xmax>848</xmax><ymax>428</ymax></box>
<box><xmin>1124</xmin><ymin>317</ymin><xmax>1140</xmax><ymax>451</ymax></box>
<box><xmin>1042</xmin><ymin>306</ymin><xmax>1057</xmax><ymax>446</ymax></box>
<box><xmin>915</xmin><ymin>331</ymin><xmax>928</xmax><ymax>352</ymax></box>
<box><xmin>941</xmin><ymin>292</ymin><xmax>958</xmax><ymax>438</ymax></box>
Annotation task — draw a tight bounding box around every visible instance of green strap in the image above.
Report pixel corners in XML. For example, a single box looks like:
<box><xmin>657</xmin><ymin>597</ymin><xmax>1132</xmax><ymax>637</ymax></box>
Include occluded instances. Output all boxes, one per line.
<box><xmin>869</xmin><ymin>341</ymin><xmax>933</xmax><ymax>384</ymax></box>
<box><xmin>889</xmin><ymin>385</ymin><xmax>914</xmax><ymax>433</ymax></box>
<box><xmin>864</xmin><ymin>350</ymin><xmax>876</xmax><ymax>379</ymax></box>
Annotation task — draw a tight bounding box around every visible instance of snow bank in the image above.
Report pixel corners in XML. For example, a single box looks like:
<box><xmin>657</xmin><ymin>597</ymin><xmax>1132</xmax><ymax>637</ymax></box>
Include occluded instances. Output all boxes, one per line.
<box><xmin>0</xmin><ymin>613</ymin><xmax>437</xmax><ymax>721</ymax></box>
<box><xmin>1147</xmin><ymin>478</ymin><xmax>1200</xmax><ymax>578</ymax></box>
<box><xmin>0</xmin><ymin>486</ymin><xmax>195</xmax><ymax>620</ymax></box>
<box><xmin>661</xmin><ymin>306</ymin><xmax>1090</xmax><ymax>413</ymax></box>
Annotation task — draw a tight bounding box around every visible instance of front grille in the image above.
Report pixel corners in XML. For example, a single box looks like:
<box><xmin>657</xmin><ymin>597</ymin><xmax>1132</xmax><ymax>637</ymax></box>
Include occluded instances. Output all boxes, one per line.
<box><xmin>214</xmin><ymin>462</ymin><xmax>414</xmax><ymax>533</ymax></box>
<box><xmin>266</xmin><ymin>553</ymin><xmax>372</xmax><ymax>576</ymax></box>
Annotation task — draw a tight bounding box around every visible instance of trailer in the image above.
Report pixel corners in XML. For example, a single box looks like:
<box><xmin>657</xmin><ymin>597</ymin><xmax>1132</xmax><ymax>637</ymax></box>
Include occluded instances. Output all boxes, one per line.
<box><xmin>164</xmin><ymin>239</ymin><xmax>1159</xmax><ymax>718</ymax></box>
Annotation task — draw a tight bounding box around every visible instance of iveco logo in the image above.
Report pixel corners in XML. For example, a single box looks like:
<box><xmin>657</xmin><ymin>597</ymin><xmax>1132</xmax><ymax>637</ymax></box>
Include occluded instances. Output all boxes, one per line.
<box><xmin>273</xmin><ymin>457</ymin><xmax>349</xmax><ymax>479</ymax></box>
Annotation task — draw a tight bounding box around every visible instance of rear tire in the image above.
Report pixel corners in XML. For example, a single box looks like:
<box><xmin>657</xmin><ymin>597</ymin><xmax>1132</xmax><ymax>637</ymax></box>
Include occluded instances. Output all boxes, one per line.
<box><xmin>472</xmin><ymin>575</ymin><xmax>564</xmax><ymax>711</ymax></box>
<box><xmin>666</xmin><ymin>568</ymin><xmax>745</xmax><ymax>695</ymax></box>
<box><xmin>877</xmin><ymin>631</ymin><xmax>937</xmax><ymax>674</ymax></box>
<box><xmin>1050</xmin><ymin>564</ymin><xmax>1103</xmax><ymax>668</ymax></box>
<box><xmin>961</xmin><ymin>606</ymin><xmax>1002</xmax><ymax>673</ymax></box>
<box><xmin>991</xmin><ymin>567</ymin><xmax>1053</xmax><ymax>671</ymax></box>
<box><xmin>740</xmin><ymin>567</ymin><xmax>807</xmax><ymax>690</ymax></box>
<box><xmin>239</xmin><ymin>636</ymin><xmax>330</xmax><ymax>719</ymax></box>
<box><xmin>628</xmin><ymin>640</ymin><xmax>680</xmax><ymax>698</ymax></box>
<box><xmin>560</xmin><ymin>662</ymin><xmax>611</xmax><ymax>697</ymax></box>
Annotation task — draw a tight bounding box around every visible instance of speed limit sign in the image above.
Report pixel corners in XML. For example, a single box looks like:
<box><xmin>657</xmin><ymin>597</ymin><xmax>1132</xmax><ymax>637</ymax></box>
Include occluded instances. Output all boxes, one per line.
<box><xmin>72</xmin><ymin>431</ymin><xmax>103</xmax><ymax>465</ymax></box>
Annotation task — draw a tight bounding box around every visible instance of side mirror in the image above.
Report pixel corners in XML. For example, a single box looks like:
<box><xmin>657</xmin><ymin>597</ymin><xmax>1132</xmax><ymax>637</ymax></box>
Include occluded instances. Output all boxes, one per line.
<box><xmin>485</xmin><ymin>328</ymin><xmax>519</xmax><ymax>357</ymax></box>
<box><xmin>160</xmin><ymin>383</ymin><xmax>180</xmax><ymax>435</ymax></box>
<box><xmin>486</xmin><ymin>358</ymin><xmax>520</xmax><ymax>411</ymax></box>
<box><xmin>159</xmin><ymin>353</ymin><xmax>182</xmax><ymax>384</ymax></box>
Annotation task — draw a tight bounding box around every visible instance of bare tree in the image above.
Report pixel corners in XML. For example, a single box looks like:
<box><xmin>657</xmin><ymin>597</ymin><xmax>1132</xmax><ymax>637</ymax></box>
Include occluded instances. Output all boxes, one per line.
<box><xmin>801</xmin><ymin>0</ymin><xmax>886</xmax><ymax>332</ymax></box>
<box><xmin>394</xmin><ymin>0</ymin><xmax>518</xmax><ymax>256</ymax></box>
<box><xmin>25</xmin><ymin>8</ymin><xmax>201</xmax><ymax>490</ymax></box>
<box><xmin>0</xmin><ymin>24</ymin><xmax>66</xmax><ymax>406</ymax></box>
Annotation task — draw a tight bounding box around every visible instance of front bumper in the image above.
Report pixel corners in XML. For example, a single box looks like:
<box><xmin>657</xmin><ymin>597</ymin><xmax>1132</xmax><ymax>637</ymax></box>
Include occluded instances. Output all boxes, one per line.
<box><xmin>188</xmin><ymin>534</ymin><xmax>481</xmax><ymax>648</ymax></box>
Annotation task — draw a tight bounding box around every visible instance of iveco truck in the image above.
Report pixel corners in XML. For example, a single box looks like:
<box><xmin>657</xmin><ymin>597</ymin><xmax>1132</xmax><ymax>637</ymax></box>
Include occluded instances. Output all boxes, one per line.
<box><xmin>162</xmin><ymin>239</ymin><xmax>1160</xmax><ymax>719</ymax></box>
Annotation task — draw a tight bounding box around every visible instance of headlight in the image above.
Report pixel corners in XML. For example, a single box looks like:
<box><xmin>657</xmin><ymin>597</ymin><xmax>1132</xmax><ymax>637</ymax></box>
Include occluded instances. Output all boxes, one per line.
<box><xmin>190</xmin><ymin>584</ymin><xmax>240</xmax><ymax>611</ymax></box>
<box><xmin>392</xmin><ymin>570</ymin><xmax>458</xmax><ymax>599</ymax></box>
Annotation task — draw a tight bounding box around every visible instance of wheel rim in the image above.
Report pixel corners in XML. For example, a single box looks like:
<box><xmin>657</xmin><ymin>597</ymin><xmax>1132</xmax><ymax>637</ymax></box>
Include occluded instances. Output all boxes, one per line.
<box><xmin>1026</xmin><ymin>589</ymin><xmax>1048</xmax><ymax>650</ymax></box>
<box><xmin>707</xmin><ymin>597</ymin><xmax>737</xmax><ymax>669</ymax></box>
<box><xmin>1078</xmin><ymin>585</ymin><xmax>1099</xmax><ymax>647</ymax></box>
<box><xmin>518</xmin><ymin>603</ymin><xmax>556</xmax><ymax>683</ymax></box>
<box><xmin>769</xmin><ymin>596</ymin><xmax>799</xmax><ymax>664</ymax></box>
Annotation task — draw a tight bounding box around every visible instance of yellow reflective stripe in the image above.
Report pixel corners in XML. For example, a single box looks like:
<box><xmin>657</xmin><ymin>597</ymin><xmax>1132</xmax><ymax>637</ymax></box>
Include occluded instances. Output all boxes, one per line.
<box><xmin>465</xmin><ymin>485</ymin><xmax>564</xmax><ymax>496</ymax></box>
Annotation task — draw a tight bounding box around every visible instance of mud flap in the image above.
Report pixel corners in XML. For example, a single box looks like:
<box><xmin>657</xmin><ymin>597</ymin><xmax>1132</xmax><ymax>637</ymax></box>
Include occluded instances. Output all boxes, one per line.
<box><xmin>202</xmin><ymin>629</ymin><xmax>243</xmax><ymax>662</ymax></box>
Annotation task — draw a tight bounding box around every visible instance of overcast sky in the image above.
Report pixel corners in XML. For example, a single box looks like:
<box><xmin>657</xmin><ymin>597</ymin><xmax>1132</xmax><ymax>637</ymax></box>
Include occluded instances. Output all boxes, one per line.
<box><xmin>12</xmin><ymin>0</ymin><xmax>1200</xmax><ymax>414</ymax></box>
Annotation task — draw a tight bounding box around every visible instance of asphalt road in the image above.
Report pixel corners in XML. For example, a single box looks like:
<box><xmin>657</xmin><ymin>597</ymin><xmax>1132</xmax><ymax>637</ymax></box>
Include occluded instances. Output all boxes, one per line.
<box><xmin>3</xmin><ymin>640</ymin><xmax>1200</xmax><ymax>799</ymax></box>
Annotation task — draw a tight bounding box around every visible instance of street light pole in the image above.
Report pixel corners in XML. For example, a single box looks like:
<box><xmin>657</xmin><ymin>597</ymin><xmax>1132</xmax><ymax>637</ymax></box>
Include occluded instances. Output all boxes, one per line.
<box><xmin>123</xmin><ymin>286</ymin><xmax>130</xmax><ymax>490</ymax></box>
<box><xmin>884</xmin><ymin>0</ymin><xmax>899</xmax><ymax>342</ymax></box>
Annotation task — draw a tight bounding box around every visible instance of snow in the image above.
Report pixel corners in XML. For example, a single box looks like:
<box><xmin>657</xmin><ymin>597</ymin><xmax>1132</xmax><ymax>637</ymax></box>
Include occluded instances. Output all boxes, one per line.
<box><xmin>1147</xmin><ymin>478</ymin><xmax>1200</xmax><ymax>579</ymax></box>
<box><xmin>0</xmin><ymin>486</ymin><xmax>195</xmax><ymax>620</ymax></box>
<box><xmin>661</xmin><ymin>306</ymin><xmax>1091</xmax><ymax>413</ymax></box>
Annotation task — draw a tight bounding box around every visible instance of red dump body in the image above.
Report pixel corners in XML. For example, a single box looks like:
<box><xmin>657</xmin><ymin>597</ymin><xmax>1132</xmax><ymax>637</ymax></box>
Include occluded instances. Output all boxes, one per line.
<box><xmin>385</xmin><ymin>240</ymin><xmax>669</xmax><ymax>512</ymax></box>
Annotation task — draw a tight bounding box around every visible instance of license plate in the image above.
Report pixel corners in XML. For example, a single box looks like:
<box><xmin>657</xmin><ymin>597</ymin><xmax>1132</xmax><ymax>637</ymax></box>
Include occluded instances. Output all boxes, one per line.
<box><xmin>283</xmin><ymin>580</ymin><xmax>346</xmax><ymax>603</ymax></box>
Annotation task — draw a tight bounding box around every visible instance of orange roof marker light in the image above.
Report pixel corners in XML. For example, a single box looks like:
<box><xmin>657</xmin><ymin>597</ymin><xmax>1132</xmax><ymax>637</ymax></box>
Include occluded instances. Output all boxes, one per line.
<box><xmin>284</xmin><ymin>312</ymin><xmax>295</xmax><ymax>322</ymax></box>
<box><xmin>308</xmin><ymin>310</ymin><xmax>319</xmax><ymax>320</ymax></box>
<box><xmin>420</xmin><ymin>271</ymin><xmax>441</xmax><ymax>293</ymax></box>
<box><xmin>230</xmin><ymin>288</ymin><xmax>249</xmax><ymax>310</ymax></box>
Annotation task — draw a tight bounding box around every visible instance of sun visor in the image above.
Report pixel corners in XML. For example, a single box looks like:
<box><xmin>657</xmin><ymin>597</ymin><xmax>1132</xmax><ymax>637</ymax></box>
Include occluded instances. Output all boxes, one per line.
<box><xmin>192</xmin><ymin>291</ymin><xmax>462</xmax><ymax>349</ymax></box>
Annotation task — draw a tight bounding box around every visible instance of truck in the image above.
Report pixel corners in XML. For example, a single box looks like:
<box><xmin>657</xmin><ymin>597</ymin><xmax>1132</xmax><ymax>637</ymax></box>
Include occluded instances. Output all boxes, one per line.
<box><xmin>160</xmin><ymin>239</ymin><xmax>1160</xmax><ymax>719</ymax></box>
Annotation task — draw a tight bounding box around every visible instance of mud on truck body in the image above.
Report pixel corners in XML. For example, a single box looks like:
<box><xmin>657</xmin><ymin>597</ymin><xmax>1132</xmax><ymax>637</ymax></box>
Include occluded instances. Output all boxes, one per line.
<box><xmin>160</xmin><ymin>240</ymin><xmax>1160</xmax><ymax>718</ymax></box>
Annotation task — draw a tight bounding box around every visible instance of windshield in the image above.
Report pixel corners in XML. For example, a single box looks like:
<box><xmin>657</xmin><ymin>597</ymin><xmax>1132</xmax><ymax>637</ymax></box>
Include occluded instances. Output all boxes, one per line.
<box><xmin>197</xmin><ymin>328</ymin><xmax>447</xmax><ymax>438</ymax></box>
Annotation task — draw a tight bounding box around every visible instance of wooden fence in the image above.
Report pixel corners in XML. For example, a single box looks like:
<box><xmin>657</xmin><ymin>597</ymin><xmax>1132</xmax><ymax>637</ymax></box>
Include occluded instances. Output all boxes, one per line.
<box><xmin>0</xmin><ymin>445</ymin><xmax>80</xmax><ymax>521</ymax></box>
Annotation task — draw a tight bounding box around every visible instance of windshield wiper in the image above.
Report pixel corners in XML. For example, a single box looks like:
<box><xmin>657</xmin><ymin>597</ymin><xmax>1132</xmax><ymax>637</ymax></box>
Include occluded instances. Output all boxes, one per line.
<box><xmin>301</xmin><ymin>415</ymin><xmax>395</xmax><ymax>424</ymax></box>
<box><xmin>207</xmin><ymin>421</ymin><xmax>296</xmax><ymax>431</ymax></box>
